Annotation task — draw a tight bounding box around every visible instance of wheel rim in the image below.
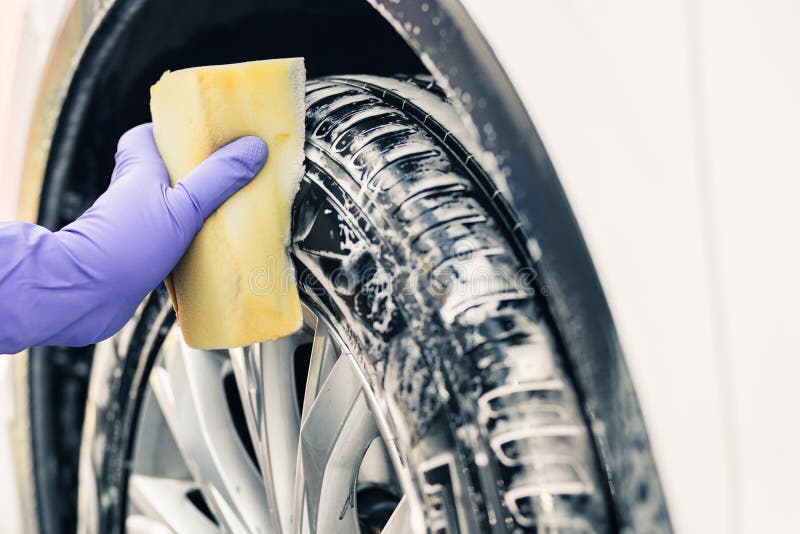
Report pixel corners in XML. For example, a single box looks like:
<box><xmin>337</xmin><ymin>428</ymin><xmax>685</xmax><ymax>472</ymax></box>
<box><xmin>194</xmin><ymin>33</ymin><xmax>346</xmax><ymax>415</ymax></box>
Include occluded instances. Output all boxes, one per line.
<box><xmin>125</xmin><ymin>302</ymin><xmax>415</xmax><ymax>533</ymax></box>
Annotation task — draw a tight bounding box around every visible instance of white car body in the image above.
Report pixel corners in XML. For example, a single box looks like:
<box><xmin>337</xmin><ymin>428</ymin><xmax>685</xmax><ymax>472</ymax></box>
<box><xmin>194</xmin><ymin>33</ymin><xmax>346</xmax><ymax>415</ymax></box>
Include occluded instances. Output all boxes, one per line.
<box><xmin>1</xmin><ymin>1</ymin><xmax>798</xmax><ymax>532</ymax></box>
<box><xmin>1</xmin><ymin>2</ymin><xmax>74</xmax><ymax>532</ymax></box>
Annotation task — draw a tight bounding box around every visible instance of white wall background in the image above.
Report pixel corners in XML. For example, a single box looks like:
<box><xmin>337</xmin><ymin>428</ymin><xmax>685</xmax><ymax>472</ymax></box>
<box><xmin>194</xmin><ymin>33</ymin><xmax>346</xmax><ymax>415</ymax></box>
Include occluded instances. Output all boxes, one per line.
<box><xmin>461</xmin><ymin>1</ymin><xmax>800</xmax><ymax>533</ymax></box>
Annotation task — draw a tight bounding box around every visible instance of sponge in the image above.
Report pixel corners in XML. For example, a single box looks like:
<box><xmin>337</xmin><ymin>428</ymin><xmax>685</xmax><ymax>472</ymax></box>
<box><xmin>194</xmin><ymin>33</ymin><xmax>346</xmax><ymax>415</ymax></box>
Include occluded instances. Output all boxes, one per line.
<box><xmin>150</xmin><ymin>58</ymin><xmax>305</xmax><ymax>349</ymax></box>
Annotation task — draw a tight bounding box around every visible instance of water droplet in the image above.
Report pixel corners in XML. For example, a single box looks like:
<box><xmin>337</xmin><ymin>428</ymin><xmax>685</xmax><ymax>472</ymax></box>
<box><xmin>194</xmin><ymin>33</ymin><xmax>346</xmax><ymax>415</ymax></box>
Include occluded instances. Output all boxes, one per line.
<box><xmin>421</xmin><ymin>2</ymin><xmax>429</xmax><ymax>12</ymax></box>
<box><xmin>483</xmin><ymin>123</ymin><xmax>496</xmax><ymax>142</ymax></box>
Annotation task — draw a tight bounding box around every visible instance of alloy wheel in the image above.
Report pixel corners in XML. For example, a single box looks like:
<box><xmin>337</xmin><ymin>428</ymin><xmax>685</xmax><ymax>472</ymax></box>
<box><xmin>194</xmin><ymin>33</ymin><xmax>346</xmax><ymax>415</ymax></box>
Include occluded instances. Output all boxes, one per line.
<box><xmin>124</xmin><ymin>303</ymin><xmax>417</xmax><ymax>533</ymax></box>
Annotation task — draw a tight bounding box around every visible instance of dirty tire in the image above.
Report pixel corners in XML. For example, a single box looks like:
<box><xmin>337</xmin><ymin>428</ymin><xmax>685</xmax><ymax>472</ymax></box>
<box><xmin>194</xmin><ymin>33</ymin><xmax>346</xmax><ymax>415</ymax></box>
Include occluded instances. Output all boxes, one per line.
<box><xmin>79</xmin><ymin>75</ymin><xmax>613</xmax><ymax>533</ymax></box>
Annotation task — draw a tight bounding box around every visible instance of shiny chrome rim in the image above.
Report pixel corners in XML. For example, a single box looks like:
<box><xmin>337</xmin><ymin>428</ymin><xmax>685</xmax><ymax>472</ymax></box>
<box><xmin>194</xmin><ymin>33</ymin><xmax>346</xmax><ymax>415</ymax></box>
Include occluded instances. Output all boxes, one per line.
<box><xmin>125</xmin><ymin>303</ymin><xmax>414</xmax><ymax>533</ymax></box>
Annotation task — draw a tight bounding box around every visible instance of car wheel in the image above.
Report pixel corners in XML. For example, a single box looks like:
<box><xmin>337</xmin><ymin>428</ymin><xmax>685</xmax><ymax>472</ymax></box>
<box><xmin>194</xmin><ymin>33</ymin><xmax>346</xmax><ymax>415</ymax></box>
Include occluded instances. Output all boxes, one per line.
<box><xmin>76</xmin><ymin>75</ymin><xmax>613</xmax><ymax>533</ymax></box>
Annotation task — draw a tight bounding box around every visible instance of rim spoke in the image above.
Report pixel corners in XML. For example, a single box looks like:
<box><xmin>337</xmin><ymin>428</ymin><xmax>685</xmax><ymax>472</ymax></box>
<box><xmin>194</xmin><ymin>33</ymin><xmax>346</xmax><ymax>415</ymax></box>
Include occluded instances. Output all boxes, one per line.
<box><xmin>358</xmin><ymin>438</ymin><xmax>401</xmax><ymax>490</ymax></box>
<box><xmin>293</xmin><ymin>320</ymin><xmax>340</xmax><ymax>534</ymax></box>
<box><xmin>301</xmin><ymin>321</ymin><xmax>338</xmax><ymax>417</ymax></box>
<box><xmin>149</xmin><ymin>365</ymin><xmax>179</xmax><ymax>439</ymax></box>
<box><xmin>131</xmin><ymin>306</ymin><xmax>409</xmax><ymax>534</ymax></box>
<box><xmin>382</xmin><ymin>497</ymin><xmax>413</xmax><ymax>534</ymax></box>
<box><xmin>127</xmin><ymin>475</ymin><xmax>218</xmax><ymax>533</ymax></box>
<box><xmin>160</xmin><ymin>333</ymin><xmax>273</xmax><ymax>533</ymax></box>
<box><xmin>126</xmin><ymin>515</ymin><xmax>173</xmax><ymax>534</ymax></box>
<box><xmin>261</xmin><ymin>337</ymin><xmax>304</xmax><ymax>532</ymax></box>
<box><xmin>300</xmin><ymin>352</ymin><xmax>379</xmax><ymax>533</ymax></box>
<box><xmin>230</xmin><ymin>332</ymin><xmax>306</xmax><ymax>534</ymax></box>
<box><xmin>206</xmin><ymin>484</ymin><xmax>250</xmax><ymax>534</ymax></box>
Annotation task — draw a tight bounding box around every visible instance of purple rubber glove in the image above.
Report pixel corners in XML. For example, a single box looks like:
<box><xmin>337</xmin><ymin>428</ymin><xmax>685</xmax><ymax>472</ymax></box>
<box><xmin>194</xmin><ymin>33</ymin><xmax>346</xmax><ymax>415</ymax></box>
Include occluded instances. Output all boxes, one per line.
<box><xmin>0</xmin><ymin>123</ymin><xmax>267</xmax><ymax>354</ymax></box>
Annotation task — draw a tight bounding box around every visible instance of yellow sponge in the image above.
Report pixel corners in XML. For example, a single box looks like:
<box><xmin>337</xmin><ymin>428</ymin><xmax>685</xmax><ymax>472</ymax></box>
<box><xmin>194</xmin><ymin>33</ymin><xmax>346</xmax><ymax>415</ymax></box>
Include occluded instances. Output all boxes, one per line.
<box><xmin>150</xmin><ymin>58</ymin><xmax>305</xmax><ymax>349</ymax></box>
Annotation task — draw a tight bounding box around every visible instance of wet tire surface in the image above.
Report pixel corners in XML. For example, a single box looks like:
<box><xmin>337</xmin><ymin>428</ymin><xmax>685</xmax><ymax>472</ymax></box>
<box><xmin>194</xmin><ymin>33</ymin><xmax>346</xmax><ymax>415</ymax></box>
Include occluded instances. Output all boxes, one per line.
<box><xmin>78</xmin><ymin>75</ymin><xmax>613</xmax><ymax>533</ymax></box>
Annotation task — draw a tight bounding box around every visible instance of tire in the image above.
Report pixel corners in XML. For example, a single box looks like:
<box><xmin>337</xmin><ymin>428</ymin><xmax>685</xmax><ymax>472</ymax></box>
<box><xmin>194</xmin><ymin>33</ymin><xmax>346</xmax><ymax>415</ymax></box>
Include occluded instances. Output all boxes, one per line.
<box><xmin>77</xmin><ymin>75</ymin><xmax>613</xmax><ymax>533</ymax></box>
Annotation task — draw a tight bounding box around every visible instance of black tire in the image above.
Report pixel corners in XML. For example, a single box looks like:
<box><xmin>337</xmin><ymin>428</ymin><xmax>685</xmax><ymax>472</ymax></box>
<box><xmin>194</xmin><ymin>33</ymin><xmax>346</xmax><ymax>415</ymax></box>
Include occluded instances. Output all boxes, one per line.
<box><xmin>78</xmin><ymin>75</ymin><xmax>613</xmax><ymax>532</ymax></box>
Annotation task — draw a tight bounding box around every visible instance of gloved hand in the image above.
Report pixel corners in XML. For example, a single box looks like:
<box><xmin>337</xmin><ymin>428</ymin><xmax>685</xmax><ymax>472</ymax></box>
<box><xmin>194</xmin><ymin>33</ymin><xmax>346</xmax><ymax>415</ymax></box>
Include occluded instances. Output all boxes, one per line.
<box><xmin>0</xmin><ymin>123</ymin><xmax>268</xmax><ymax>354</ymax></box>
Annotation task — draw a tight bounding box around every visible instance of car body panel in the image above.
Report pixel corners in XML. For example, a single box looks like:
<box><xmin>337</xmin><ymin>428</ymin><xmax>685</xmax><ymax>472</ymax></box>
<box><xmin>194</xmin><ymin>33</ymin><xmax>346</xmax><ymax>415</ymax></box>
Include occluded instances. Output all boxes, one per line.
<box><xmin>9</xmin><ymin>0</ymin><xmax>100</xmax><ymax>224</ymax></box>
<box><xmin>1</xmin><ymin>2</ymin><xmax>74</xmax><ymax>532</ymax></box>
